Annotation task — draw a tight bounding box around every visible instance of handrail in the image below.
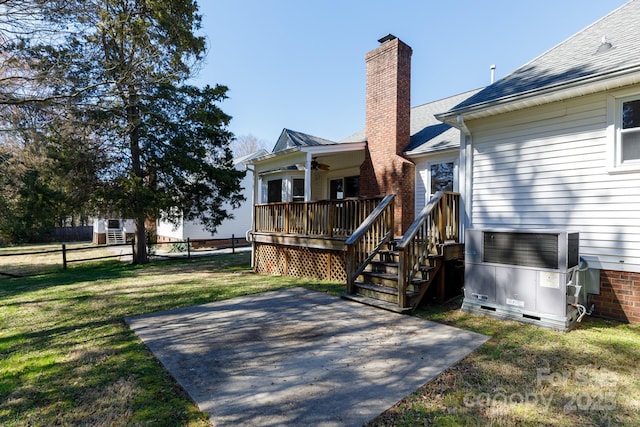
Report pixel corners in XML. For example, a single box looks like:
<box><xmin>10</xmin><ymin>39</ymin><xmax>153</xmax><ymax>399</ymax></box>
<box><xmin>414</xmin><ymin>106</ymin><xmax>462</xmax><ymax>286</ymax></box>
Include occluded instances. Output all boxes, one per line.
<box><xmin>396</xmin><ymin>191</ymin><xmax>459</xmax><ymax>307</ymax></box>
<box><xmin>345</xmin><ymin>194</ymin><xmax>395</xmax><ymax>293</ymax></box>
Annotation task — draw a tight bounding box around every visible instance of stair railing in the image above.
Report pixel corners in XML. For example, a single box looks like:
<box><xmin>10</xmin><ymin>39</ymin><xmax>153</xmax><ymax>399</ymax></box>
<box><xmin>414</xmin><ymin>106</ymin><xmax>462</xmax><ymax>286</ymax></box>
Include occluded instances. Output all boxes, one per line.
<box><xmin>344</xmin><ymin>194</ymin><xmax>395</xmax><ymax>293</ymax></box>
<box><xmin>395</xmin><ymin>191</ymin><xmax>459</xmax><ymax>307</ymax></box>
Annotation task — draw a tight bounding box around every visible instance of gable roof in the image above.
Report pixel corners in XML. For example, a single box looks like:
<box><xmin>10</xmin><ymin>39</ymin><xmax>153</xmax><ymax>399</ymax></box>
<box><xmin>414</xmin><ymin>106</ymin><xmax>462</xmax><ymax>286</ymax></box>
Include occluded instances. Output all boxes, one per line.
<box><xmin>272</xmin><ymin>128</ymin><xmax>337</xmax><ymax>152</ymax></box>
<box><xmin>404</xmin><ymin>89</ymin><xmax>482</xmax><ymax>155</ymax></box>
<box><xmin>341</xmin><ymin>88</ymin><xmax>482</xmax><ymax>155</ymax></box>
<box><xmin>441</xmin><ymin>0</ymin><xmax>640</xmax><ymax>121</ymax></box>
<box><xmin>233</xmin><ymin>149</ymin><xmax>269</xmax><ymax>165</ymax></box>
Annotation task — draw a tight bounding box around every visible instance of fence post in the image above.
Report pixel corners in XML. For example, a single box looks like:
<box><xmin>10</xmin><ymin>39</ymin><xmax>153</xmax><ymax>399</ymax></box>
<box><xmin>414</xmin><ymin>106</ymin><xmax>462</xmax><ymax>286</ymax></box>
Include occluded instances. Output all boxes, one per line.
<box><xmin>232</xmin><ymin>234</ymin><xmax>235</xmax><ymax>254</ymax></box>
<box><xmin>187</xmin><ymin>238</ymin><xmax>191</xmax><ymax>259</ymax></box>
<box><xmin>62</xmin><ymin>243</ymin><xmax>67</xmax><ymax>270</ymax></box>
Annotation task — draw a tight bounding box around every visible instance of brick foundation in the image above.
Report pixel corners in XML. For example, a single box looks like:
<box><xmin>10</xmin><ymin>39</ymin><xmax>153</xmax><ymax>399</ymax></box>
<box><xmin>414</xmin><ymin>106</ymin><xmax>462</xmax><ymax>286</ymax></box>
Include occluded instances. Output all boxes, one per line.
<box><xmin>156</xmin><ymin>235</ymin><xmax>247</xmax><ymax>249</ymax></box>
<box><xmin>590</xmin><ymin>269</ymin><xmax>640</xmax><ymax>323</ymax></box>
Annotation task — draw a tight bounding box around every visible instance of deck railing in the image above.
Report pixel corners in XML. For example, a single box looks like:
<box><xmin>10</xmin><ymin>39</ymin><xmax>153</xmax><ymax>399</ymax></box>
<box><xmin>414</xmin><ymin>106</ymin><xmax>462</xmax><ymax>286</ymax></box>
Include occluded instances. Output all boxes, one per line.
<box><xmin>344</xmin><ymin>194</ymin><xmax>395</xmax><ymax>293</ymax></box>
<box><xmin>253</xmin><ymin>196</ymin><xmax>384</xmax><ymax>237</ymax></box>
<box><xmin>396</xmin><ymin>191</ymin><xmax>459</xmax><ymax>307</ymax></box>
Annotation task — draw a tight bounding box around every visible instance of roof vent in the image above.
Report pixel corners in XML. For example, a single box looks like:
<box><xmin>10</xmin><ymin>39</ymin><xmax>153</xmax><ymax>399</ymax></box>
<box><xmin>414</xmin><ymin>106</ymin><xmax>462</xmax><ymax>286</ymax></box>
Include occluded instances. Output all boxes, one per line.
<box><xmin>596</xmin><ymin>36</ymin><xmax>613</xmax><ymax>54</ymax></box>
<box><xmin>378</xmin><ymin>34</ymin><xmax>397</xmax><ymax>44</ymax></box>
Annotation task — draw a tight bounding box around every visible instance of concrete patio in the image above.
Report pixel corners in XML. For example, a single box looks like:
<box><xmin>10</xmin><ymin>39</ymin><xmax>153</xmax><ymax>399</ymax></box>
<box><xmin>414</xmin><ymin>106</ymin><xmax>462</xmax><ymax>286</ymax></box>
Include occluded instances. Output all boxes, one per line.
<box><xmin>126</xmin><ymin>287</ymin><xmax>489</xmax><ymax>426</ymax></box>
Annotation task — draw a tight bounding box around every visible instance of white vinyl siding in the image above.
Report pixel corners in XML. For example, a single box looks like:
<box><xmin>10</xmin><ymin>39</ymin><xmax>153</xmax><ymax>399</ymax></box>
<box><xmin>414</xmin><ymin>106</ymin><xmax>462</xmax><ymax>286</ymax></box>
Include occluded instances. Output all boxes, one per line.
<box><xmin>468</xmin><ymin>92</ymin><xmax>640</xmax><ymax>273</ymax></box>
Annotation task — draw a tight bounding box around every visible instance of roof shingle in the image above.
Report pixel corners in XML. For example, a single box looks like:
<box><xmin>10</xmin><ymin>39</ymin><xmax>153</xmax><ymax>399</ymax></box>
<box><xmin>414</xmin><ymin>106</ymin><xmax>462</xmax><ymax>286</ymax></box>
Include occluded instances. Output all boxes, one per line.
<box><xmin>449</xmin><ymin>0</ymin><xmax>640</xmax><ymax>113</ymax></box>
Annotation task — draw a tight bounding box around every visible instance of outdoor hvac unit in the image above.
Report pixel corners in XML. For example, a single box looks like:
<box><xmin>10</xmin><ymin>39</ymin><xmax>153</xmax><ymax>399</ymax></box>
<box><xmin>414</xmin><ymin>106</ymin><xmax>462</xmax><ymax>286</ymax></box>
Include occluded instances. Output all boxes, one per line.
<box><xmin>463</xmin><ymin>229</ymin><xmax>581</xmax><ymax>331</ymax></box>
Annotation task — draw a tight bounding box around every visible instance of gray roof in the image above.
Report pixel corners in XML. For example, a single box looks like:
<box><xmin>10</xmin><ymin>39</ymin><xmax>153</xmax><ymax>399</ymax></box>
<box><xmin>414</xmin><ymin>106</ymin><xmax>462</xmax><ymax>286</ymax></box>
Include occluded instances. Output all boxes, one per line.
<box><xmin>405</xmin><ymin>89</ymin><xmax>481</xmax><ymax>154</ymax></box>
<box><xmin>340</xmin><ymin>88</ymin><xmax>482</xmax><ymax>155</ymax></box>
<box><xmin>234</xmin><ymin>149</ymin><xmax>269</xmax><ymax>164</ymax></box>
<box><xmin>448</xmin><ymin>0</ymin><xmax>640</xmax><ymax>114</ymax></box>
<box><xmin>272</xmin><ymin>128</ymin><xmax>337</xmax><ymax>152</ymax></box>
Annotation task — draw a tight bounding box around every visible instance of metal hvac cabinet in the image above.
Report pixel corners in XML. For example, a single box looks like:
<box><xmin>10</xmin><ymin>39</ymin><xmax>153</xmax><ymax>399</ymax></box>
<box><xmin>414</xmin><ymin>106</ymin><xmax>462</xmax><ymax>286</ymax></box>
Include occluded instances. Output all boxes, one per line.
<box><xmin>463</xmin><ymin>229</ymin><xmax>580</xmax><ymax>331</ymax></box>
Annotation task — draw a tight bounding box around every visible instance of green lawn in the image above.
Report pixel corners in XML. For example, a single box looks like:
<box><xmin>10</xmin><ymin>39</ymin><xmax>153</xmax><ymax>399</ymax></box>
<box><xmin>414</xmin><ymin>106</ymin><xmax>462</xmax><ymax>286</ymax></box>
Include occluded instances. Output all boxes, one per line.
<box><xmin>370</xmin><ymin>300</ymin><xmax>640</xmax><ymax>426</ymax></box>
<box><xmin>0</xmin><ymin>251</ymin><xmax>638</xmax><ymax>426</ymax></box>
<box><xmin>0</xmin><ymin>242</ymin><xmax>122</xmax><ymax>277</ymax></box>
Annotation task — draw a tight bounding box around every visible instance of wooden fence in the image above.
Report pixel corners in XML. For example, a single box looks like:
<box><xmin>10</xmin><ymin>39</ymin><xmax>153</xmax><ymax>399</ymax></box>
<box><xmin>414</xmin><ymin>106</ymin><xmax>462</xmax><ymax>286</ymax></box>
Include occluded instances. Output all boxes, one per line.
<box><xmin>52</xmin><ymin>226</ymin><xmax>93</xmax><ymax>242</ymax></box>
<box><xmin>0</xmin><ymin>236</ymin><xmax>249</xmax><ymax>278</ymax></box>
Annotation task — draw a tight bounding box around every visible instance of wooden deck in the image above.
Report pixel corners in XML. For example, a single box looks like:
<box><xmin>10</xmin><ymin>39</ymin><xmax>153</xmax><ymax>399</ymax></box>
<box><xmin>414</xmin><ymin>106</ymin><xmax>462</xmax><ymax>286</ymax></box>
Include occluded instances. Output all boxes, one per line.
<box><xmin>250</xmin><ymin>192</ymin><xmax>463</xmax><ymax>310</ymax></box>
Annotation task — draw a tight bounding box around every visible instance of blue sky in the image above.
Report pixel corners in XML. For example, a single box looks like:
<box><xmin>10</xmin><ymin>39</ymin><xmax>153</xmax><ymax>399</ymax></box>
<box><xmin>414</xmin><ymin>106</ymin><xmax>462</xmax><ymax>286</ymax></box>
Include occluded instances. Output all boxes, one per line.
<box><xmin>193</xmin><ymin>1</ymin><xmax>629</xmax><ymax>147</ymax></box>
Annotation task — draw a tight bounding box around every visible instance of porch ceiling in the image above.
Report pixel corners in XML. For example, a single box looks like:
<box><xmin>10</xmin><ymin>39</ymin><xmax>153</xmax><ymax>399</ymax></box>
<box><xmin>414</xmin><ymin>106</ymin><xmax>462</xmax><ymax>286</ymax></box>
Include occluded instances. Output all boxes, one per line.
<box><xmin>251</xmin><ymin>142</ymin><xmax>366</xmax><ymax>174</ymax></box>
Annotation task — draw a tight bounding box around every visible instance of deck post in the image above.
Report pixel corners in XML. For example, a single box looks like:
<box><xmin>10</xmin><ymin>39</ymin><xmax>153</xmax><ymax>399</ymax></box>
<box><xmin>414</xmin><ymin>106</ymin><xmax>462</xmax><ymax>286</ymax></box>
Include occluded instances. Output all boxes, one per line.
<box><xmin>397</xmin><ymin>249</ymin><xmax>407</xmax><ymax>308</ymax></box>
<box><xmin>346</xmin><ymin>244</ymin><xmax>354</xmax><ymax>293</ymax></box>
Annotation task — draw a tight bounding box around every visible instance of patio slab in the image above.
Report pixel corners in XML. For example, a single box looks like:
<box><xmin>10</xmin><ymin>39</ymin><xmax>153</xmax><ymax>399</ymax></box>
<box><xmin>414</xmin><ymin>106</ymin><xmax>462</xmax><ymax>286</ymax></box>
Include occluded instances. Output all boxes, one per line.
<box><xmin>125</xmin><ymin>287</ymin><xmax>489</xmax><ymax>426</ymax></box>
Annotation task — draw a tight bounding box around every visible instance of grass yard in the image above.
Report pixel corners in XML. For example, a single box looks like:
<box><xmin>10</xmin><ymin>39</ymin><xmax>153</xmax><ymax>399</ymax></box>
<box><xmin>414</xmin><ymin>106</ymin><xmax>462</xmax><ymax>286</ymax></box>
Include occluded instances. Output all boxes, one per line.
<box><xmin>0</xmin><ymin>249</ymin><xmax>638</xmax><ymax>426</ymax></box>
<box><xmin>0</xmin><ymin>252</ymin><xmax>340</xmax><ymax>426</ymax></box>
<box><xmin>370</xmin><ymin>301</ymin><xmax>640</xmax><ymax>426</ymax></box>
<box><xmin>0</xmin><ymin>242</ymin><xmax>123</xmax><ymax>278</ymax></box>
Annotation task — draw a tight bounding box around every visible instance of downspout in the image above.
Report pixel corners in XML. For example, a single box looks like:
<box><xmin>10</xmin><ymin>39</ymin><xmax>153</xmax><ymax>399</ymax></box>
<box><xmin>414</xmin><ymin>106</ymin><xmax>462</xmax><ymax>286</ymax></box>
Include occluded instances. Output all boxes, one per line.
<box><xmin>457</xmin><ymin>114</ymin><xmax>473</xmax><ymax>242</ymax></box>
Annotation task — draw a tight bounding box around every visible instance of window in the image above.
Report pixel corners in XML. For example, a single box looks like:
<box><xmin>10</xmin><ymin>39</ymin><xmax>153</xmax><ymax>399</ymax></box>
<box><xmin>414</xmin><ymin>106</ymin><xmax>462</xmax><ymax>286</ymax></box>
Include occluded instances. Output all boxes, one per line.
<box><xmin>610</xmin><ymin>93</ymin><xmax>640</xmax><ymax>171</ymax></box>
<box><xmin>621</xmin><ymin>99</ymin><xmax>640</xmax><ymax>163</ymax></box>
<box><xmin>267</xmin><ymin>179</ymin><xmax>282</xmax><ymax>203</ymax></box>
<box><xmin>292</xmin><ymin>178</ymin><xmax>305</xmax><ymax>202</ymax></box>
<box><xmin>330</xmin><ymin>176</ymin><xmax>359</xmax><ymax>199</ymax></box>
<box><xmin>430</xmin><ymin>162</ymin><xmax>454</xmax><ymax>194</ymax></box>
<box><xmin>330</xmin><ymin>179</ymin><xmax>343</xmax><ymax>200</ymax></box>
<box><xmin>344</xmin><ymin>176</ymin><xmax>360</xmax><ymax>198</ymax></box>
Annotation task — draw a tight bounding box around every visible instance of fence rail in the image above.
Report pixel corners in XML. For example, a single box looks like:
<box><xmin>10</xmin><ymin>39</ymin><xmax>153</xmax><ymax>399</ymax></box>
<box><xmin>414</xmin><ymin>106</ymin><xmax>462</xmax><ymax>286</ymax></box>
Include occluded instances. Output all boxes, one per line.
<box><xmin>0</xmin><ymin>243</ymin><xmax>132</xmax><ymax>278</ymax></box>
<box><xmin>0</xmin><ymin>236</ymin><xmax>248</xmax><ymax>278</ymax></box>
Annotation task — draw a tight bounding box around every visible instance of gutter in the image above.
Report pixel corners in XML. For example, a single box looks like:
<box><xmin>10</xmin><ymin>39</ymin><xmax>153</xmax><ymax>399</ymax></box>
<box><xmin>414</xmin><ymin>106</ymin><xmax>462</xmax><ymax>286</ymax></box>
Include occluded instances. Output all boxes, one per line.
<box><xmin>244</xmin><ymin>141</ymin><xmax>367</xmax><ymax>166</ymax></box>
<box><xmin>437</xmin><ymin>64</ymin><xmax>640</xmax><ymax>128</ymax></box>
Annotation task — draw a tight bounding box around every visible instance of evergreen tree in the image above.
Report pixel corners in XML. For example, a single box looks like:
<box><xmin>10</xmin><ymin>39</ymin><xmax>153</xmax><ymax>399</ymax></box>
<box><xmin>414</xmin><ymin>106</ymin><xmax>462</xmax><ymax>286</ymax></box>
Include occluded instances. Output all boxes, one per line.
<box><xmin>1</xmin><ymin>1</ymin><xmax>243</xmax><ymax>261</ymax></box>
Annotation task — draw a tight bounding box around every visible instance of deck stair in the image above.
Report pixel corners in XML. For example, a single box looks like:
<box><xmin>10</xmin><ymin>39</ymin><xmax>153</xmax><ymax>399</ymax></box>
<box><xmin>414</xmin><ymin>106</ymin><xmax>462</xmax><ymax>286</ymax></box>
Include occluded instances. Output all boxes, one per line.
<box><xmin>106</xmin><ymin>228</ymin><xmax>126</xmax><ymax>245</ymax></box>
<box><xmin>342</xmin><ymin>240</ymin><xmax>444</xmax><ymax>313</ymax></box>
<box><xmin>343</xmin><ymin>191</ymin><xmax>461</xmax><ymax>313</ymax></box>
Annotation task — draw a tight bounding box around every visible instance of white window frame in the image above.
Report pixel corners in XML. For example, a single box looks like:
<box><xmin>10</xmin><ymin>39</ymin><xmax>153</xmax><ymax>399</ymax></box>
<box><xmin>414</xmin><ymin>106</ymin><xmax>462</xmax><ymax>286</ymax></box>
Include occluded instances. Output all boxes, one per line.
<box><xmin>260</xmin><ymin>172</ymin><xmax>305</xmax><ymax>203</ymax></box>
<box><xmin>607</xmin><ymin>89</ymin><xmax>640</xmax><ymax>173</ymax></box>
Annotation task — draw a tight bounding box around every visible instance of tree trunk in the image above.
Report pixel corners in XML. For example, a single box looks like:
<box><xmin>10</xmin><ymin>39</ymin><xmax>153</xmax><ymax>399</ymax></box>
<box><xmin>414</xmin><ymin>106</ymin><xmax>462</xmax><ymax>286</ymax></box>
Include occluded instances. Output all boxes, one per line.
<box><xmin>133</xmin><ymin>215</ymin><xmax>148</xmax><ymax>264</ymax></box>
<box><xmin>128</xmin><ymin>91</ymin><xmax>148</xmax><ymax>264</ymax></box>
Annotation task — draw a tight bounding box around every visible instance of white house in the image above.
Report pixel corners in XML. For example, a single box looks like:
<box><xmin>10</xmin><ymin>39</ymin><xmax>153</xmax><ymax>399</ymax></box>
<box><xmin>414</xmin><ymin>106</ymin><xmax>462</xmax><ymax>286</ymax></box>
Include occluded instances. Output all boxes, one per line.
<box><xmin>156</xmin><ymin>150</ymin><xmax>266</xmax><ymax>246</ymax></box>
<box><xmin>437</xmin><ymin>0</ymin><xmax>640</xmax><ymax>323</ymax></box>
<box><xmin>246</xmin><ymin>0</ymin><xmax>640</xmax><ymax>323</ymax></box>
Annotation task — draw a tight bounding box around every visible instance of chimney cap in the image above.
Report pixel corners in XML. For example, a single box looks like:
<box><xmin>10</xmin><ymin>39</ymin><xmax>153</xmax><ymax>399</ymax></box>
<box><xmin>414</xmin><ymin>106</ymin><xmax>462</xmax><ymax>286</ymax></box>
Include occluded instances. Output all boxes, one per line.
<box><xmin>377</xmin><ymin>34</ymin><xmax>397</xmax><ymax>44</ymax></box>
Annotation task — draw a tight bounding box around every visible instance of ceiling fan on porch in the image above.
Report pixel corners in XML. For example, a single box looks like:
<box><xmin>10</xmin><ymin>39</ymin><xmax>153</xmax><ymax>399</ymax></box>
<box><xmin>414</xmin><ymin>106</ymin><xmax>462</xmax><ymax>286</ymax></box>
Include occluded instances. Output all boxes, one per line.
<box><xmin>311</xmin><ymin>157</ymin><xmax>330</xmax><ymax>171</ymax></box>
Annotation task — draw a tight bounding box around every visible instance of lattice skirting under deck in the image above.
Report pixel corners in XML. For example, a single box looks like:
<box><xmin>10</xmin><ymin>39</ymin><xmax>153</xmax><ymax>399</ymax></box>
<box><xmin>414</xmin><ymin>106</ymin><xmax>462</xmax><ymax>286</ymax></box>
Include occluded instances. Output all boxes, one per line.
<box><xmin>254</xmin><ymin>243</ymin><xmax>346</xmax><ymax>282</ymax></box>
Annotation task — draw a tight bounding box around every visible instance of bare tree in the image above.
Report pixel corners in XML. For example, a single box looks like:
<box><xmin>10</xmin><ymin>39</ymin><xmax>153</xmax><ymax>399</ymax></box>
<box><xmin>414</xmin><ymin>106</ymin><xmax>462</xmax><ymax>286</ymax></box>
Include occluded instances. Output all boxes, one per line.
<box><xmin>230</xmin><ymin>134</ymin><xmax>270</xmax><ymax>157</ymax></box>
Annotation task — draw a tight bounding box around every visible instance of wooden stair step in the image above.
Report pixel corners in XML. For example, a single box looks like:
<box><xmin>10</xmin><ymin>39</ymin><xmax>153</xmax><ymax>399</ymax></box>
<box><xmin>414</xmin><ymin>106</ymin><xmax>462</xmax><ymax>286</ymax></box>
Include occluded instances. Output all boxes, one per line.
<box><xmin>340</xmin><ymin>293</ymin><xmax>412</xmax><ymax>314</ymax></box>
<box><xmin>361</xmin><ymin>271</ymin><xmax>397</xmax><ymax>281</ymax></box>
<box><xmin>370</xmin><ymin>260</ymin><xmax>399</xmax><ymax>268</ymax></box>
<box><xmin>355</xmin><ymin>281</ymin><xmax>395</xmax><ymax>295</ymax></box>
<box><xmin>354</xmin><ymin>282</ymin><xmax>419</xmax><ymax>298</ymax></box>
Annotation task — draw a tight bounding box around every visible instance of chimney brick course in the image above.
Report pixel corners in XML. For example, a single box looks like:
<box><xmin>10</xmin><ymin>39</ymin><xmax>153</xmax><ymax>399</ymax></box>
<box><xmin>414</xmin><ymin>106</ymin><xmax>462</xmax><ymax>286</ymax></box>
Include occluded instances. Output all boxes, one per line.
<box><xmin>360</xmin><ymin>36</ymin><xmax>415</xmax><ymax>235</ymax></box>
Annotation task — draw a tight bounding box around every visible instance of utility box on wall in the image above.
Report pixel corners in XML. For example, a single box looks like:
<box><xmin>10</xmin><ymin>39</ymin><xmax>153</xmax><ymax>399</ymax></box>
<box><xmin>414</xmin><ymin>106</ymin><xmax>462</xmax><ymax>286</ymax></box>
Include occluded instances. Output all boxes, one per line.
<box><xmin>463</xmin><ymin>229</ymin><xmax>580</xmax><ymax>331</ymax></box>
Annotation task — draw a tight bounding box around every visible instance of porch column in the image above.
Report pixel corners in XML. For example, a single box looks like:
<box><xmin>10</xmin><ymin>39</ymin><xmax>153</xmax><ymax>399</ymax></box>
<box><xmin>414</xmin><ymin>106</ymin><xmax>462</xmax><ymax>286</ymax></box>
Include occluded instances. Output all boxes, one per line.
<box><xmin>305</xmin><ymin>152</ymin><xmax>312</xmax><ymax>201</ymax></box>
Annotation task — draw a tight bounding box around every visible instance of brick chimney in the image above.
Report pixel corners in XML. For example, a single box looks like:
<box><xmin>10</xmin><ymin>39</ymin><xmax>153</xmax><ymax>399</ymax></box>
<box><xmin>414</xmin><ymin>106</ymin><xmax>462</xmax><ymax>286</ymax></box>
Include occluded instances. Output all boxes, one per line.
<box><xmin>360</xmin><ymin>34</ymin><xmax>415</xmax><ymax>236</ymax></box>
